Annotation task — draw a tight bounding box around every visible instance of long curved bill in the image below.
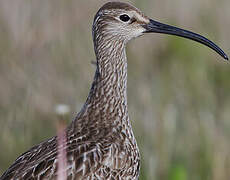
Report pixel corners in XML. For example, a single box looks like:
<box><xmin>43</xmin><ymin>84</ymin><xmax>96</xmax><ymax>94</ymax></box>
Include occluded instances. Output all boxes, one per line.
<box><xmin>143</xmin><ymin>19</ymin><xmax>228</xmax><ymax>60</ymax></box>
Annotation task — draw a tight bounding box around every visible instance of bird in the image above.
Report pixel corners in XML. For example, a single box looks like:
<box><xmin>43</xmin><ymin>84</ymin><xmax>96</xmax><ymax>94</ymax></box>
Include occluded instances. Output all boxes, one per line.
<box><xmin>0</xmin><ymin>1</ymin><xmax>228</xmax><ymax>180</ymax></box>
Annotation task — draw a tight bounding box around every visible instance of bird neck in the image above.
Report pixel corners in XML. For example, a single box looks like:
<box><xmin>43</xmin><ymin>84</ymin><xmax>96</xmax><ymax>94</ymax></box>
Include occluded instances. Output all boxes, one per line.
<box><xmin>79</xmin><ymin>35</ymin><xmax>130</xmax><ymax>128</ymax></box>
<box><xmin>90</xmin><ymin>36</ymin><xmax>128</xmax><ymax>110</ymax></box>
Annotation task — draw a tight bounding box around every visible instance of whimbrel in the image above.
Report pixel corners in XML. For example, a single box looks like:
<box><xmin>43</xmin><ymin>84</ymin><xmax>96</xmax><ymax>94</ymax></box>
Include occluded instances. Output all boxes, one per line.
<box><xmin>0</xmin><ymin>1</ymin><xmax>228</xmax><ymax>179</ymax></box>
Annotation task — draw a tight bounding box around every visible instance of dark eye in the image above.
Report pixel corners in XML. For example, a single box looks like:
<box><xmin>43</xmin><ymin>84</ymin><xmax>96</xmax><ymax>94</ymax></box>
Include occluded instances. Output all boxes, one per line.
<box><xmin>119</xmin><ymin>14</ymin><xmax>130</xmax><ymax>22</ymax></box>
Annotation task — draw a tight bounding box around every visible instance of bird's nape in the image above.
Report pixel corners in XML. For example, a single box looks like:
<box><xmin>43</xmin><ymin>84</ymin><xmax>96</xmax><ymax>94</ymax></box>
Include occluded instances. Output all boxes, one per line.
<box><xmin>143</xmin><ymin>19</ymin><xmax>228</xmax><ymax>60</ymax></box>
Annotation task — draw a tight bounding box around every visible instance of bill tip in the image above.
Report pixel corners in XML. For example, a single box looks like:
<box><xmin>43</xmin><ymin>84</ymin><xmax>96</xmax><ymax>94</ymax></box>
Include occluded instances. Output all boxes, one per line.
<box><xmin>224</xmin><ymin>54</ymin><xmax>229</xmax><ymax>60</ymax></box>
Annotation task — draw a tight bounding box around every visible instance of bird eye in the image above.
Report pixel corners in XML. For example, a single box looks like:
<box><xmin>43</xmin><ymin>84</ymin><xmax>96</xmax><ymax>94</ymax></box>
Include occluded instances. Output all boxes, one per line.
<box><xmin>119</xmin><ymin>14</ymin><xmax>130</xmax><ymax>22</ymax></box>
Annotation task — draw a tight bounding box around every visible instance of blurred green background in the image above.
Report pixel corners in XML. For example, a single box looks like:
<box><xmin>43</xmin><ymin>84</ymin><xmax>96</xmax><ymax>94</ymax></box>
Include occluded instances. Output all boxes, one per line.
<box><xmin>0</xmin><ymin>0</ymin><xmax>229</xmax><ymax>179</ymax></box>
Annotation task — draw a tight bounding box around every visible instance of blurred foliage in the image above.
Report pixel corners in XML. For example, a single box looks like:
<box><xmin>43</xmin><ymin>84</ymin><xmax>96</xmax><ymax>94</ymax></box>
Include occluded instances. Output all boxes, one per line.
<box><xmin>0</xmin><ymin>0</ymin><xmax>229</xmax><ymax>179</ymax></box>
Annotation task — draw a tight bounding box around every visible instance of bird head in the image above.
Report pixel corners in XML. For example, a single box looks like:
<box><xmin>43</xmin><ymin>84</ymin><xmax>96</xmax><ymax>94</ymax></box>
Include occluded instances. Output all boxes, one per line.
<box><xmin>93</xmin><ymin>1</ymin><xmax>228</xmax><ymax>60</ymax></box>
<box><xmin>93</xmin><ymin>2</ymin><xmax>149</xmax><ymax>43</ymax></box>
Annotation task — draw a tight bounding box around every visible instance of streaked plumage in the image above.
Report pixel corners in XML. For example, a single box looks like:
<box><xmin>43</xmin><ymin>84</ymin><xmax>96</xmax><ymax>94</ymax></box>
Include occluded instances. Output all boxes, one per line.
<box><xmin>0</xmin><ymin>1</ymin><xmax>227</xmax><ymax>180</ymax></box>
